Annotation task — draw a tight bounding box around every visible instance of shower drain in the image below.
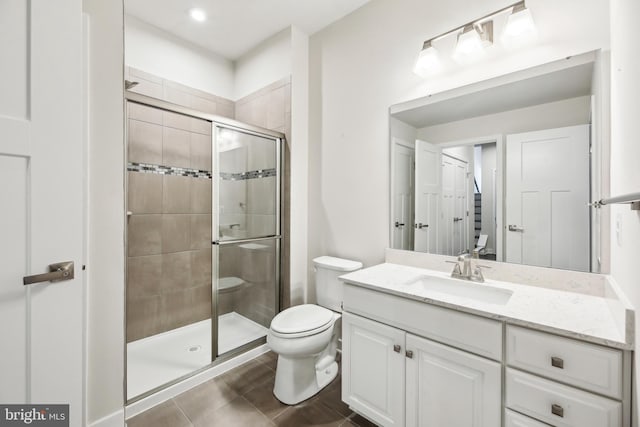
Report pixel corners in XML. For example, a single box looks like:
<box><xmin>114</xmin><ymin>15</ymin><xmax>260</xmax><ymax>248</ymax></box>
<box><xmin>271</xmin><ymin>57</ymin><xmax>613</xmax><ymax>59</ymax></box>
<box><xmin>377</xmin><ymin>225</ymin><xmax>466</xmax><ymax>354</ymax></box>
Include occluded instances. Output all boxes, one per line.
<box><xmin>187</xmin><ymin>345</ymin><xmax>202</xmax><ymax>353</ymax></box>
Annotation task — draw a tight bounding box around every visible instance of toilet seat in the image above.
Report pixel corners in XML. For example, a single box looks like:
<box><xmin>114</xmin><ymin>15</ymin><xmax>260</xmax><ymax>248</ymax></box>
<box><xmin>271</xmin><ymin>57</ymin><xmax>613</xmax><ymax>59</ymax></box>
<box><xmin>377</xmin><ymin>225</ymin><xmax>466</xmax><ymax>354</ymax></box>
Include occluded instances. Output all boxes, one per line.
<box><xmin>270</xmin><ymin>304</ymin><xmax>335</xmax><ymax>338</ymax></box>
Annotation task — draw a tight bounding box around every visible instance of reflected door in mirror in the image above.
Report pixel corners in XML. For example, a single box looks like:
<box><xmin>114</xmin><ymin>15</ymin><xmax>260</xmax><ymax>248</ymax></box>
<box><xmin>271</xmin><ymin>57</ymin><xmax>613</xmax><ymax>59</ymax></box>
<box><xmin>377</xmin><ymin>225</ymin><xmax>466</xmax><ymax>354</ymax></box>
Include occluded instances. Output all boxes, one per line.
<box><xmin>392</xmin><ymin>140</ymin><xmax>414</xmax><ymax>250</ymax></box>
<box><xmin>505</xmin><ymin>125</ymin><xmax>590</xmax><ymax>271</ymax></box>
<box><xmin>414</xmin><ymin>140</ymin><xmax>441</xmax><ymax>253</ymax></box>
<box><xmin>442</xmin><ymin>155</ymin><xmax>469</xmax><ymax>256</ymax></box>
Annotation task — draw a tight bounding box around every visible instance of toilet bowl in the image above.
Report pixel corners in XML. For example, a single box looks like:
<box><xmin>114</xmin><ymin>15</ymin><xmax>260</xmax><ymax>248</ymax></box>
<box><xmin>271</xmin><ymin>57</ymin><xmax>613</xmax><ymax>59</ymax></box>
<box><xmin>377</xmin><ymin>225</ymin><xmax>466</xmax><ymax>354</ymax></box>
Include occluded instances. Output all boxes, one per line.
<box><xmin>267</xmin><ymin>256</ymin><xmax>362</xmax><ymax>405</ymax></box>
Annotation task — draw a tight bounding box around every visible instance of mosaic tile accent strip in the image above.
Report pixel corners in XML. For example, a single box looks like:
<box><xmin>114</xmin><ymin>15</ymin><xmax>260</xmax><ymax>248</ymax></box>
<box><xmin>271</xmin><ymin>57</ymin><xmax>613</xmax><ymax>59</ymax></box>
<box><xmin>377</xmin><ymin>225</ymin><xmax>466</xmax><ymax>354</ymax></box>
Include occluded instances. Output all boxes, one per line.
<box><xmin>219</xmin><ymin>168</ymin><xmax>277</xmax><ymax>181</ymax></box>
<box><xmin>127</xmin><ymin>163</ymin><xmax>276</xmax><ymax>181</ymax></box>
<box><xmin>128</xmin><ymin>162</ymin><xmax>212</xmax><ymax>179</ymax></box>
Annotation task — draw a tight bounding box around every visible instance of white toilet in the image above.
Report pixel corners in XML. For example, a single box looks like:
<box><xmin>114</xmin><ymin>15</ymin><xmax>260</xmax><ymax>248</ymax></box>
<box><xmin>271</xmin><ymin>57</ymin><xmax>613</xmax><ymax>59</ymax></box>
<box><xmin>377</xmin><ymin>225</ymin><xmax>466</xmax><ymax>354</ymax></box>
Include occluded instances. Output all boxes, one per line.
<box><xmin>267</xmin><ymin>256</ymin><xmax>362</xmax><ymax>405</ymax></box>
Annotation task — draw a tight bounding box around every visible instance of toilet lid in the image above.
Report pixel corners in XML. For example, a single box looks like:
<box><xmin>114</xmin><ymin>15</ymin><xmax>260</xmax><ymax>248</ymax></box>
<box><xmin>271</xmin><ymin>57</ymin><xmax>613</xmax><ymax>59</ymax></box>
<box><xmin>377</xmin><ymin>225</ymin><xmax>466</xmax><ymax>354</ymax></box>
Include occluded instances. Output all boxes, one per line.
<box><xmin>270</xmin><ymin>304</ymin><xmax>334</xmax><ymax>335</ymax></box>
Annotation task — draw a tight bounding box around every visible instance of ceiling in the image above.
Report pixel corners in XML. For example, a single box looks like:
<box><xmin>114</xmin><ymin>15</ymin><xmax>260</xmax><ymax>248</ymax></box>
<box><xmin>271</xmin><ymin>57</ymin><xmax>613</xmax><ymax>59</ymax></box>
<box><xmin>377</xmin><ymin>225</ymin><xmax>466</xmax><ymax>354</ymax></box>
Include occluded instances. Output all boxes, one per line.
<box><xmin>125</xmin><ymin>0</ymin><xmax>371</xmax><ymax>60</ymax></box>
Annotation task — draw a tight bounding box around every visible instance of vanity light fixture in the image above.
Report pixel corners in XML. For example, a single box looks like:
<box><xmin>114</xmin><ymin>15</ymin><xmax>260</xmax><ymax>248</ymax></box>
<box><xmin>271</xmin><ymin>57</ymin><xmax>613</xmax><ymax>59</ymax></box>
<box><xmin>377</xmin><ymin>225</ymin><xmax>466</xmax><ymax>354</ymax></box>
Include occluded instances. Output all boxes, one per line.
<box><xmin>414</xmin><ymin>1</ymin><xmax>534</xmax><ymax>75</ymax></box>
<box><xmin>189</xmin><ymin>8</ymin><xmax>207</xmax><ymax>22</ymax></box>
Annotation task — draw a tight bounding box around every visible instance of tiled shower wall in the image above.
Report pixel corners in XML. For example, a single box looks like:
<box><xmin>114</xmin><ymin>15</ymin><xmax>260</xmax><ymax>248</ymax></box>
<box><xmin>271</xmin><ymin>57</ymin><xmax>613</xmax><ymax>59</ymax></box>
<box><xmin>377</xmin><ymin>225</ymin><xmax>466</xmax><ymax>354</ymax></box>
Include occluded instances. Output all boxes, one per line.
<box><xmin>126</xmin><ymin>67</ymin><xmax>292</xmax><ymax>342</ymax></box>
<box><xmin>126</xmin><ymin>103</ymin><xmax>213</xmax><ymax>342</ymax></box>
<box><xmin>125</xmin><ymin>67</ymin><xmax>235</xmax><ymax>119</ymax></box>
<box><xmin>218</xmin><ymin>133</ymin><xmax>278</xmax><ymax>238</ymax></box>
<box><xmin>235</xmin><ymin>77</ymin><xmax>292</xmax><ymax>310</ymax></box>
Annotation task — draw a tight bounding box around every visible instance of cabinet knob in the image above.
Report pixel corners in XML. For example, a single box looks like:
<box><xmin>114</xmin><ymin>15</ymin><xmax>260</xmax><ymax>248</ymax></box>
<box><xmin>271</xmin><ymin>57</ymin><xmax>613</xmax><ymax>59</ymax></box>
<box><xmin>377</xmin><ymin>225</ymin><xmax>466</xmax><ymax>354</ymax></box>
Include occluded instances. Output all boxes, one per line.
<box><xmin>405</xmin><ymin>350</ymin><xmax>414</xmax><ymax>359</ymax></box>
<box><xmin>551</xmin><ymin>404</ymin><xmax>564</xmax><ymax>418</ymax></box>
<box><xmin>393</xmin><ymin>344</ymin><xmax>401</xmax><ymax>353</ymax></box>
<box><xmin>551</xmin><ymin>356</ymin><xmax>564</xmax><ymax>369</ymax></box>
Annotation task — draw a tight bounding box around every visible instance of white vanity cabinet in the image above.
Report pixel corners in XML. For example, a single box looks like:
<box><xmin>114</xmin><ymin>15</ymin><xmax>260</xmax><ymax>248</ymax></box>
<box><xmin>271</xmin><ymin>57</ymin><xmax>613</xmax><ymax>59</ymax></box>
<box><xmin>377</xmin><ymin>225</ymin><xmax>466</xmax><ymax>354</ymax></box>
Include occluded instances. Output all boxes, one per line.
<box><xmin>342</xmin><ymin>300</ymin><xmax>502</xmax><ymax>427</ymax></box>
<box><xmin>340</xmin><ymin>280</ymin><xmax>631</xmax><ymax>427</ymax></box>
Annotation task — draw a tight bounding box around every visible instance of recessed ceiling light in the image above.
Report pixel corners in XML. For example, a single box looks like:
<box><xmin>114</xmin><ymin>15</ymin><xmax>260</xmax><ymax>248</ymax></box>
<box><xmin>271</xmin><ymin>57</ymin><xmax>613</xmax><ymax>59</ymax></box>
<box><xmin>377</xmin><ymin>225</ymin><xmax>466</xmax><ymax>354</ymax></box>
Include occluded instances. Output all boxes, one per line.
<box><xmin>189</xmin><ymin>8</ymin><xmax>207</xmax><ymax>22</ymax></box>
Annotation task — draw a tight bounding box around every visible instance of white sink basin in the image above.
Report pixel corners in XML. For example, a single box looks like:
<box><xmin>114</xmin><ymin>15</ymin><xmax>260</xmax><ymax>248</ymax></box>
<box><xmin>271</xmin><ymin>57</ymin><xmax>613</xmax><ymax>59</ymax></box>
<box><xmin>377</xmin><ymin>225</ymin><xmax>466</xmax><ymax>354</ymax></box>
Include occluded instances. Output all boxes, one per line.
<box><xmin>403</xmin><ymin>274</ymin><xmax>513</xmax><ymax>305</ymax></box>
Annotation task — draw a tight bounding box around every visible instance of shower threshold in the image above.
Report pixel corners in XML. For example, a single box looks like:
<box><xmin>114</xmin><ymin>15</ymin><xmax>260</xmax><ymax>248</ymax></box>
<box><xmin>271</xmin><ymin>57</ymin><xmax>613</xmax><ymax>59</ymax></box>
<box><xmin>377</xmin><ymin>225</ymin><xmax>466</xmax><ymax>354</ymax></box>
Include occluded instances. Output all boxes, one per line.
<box><xmin>126</xmin><ymin>312</ymin><xmax>267</xmax><ymax>399</ymax></box>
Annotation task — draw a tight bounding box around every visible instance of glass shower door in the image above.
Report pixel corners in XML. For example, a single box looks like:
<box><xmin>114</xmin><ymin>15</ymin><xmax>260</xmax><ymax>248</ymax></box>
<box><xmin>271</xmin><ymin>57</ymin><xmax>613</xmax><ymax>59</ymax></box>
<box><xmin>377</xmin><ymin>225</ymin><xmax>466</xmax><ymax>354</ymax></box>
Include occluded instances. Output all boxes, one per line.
<box><xmin>213</xmin><ymin>124</ymin><xmax>281</xmax><ymax>357</ymax></box>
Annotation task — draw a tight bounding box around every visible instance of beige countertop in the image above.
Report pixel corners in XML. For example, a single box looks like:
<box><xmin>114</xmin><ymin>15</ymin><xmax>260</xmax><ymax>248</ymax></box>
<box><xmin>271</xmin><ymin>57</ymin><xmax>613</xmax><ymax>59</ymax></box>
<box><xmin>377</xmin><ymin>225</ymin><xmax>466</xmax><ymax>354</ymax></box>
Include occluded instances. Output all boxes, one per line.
<box><xmin>340</xmin><ymin>262</ymin><xmax>634</xmax><ymax>350</ymax></box>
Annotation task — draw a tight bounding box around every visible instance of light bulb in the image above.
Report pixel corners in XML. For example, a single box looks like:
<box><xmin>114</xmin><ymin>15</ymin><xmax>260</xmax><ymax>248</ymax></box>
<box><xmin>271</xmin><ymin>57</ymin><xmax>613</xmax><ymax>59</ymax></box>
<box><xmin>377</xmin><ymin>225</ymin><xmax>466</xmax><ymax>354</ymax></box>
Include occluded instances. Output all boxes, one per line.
<box><xmin>456</xmin><ymin>25</ymin><xmax>483</xmax><ymax>56</ymax></box>
<box><xmin>504</xmin><ymin>4</ymin><xmax>535</xmax><ymax>37</ymax></box>
<box><xmin>414</xmin><ymin>42</ymin><xmax>440</xmax><ymax>75</ymax></box>
<box><xmin>189</xmin><ymin>8</ymin><xmax>207</xmax><ymax>22</ymax></box>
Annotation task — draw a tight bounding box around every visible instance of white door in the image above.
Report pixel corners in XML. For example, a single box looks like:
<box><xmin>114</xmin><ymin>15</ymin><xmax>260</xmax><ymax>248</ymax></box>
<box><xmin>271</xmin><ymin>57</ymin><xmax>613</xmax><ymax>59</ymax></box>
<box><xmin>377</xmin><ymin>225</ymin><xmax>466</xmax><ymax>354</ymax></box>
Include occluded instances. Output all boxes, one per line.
<box><xmin>414</xmin><ymin>140</ymin><xmax>441</xmax><ymax>253</ymax></box>
<box><xmin>442</xmin><ymin>155</ymin><xmax>468</xmax><ymax>255</ymax></box>
<box><xmin>342</xmin><ymin>313</ymin><xmax>405</xmax><ymax>427</ymax></box>
<box><xmin>392</xmin><ymin>140</ymin><xmax>414</xmax><ymax>250</ymax></box>
<box><xmin>505</xmin><ymin>125</ymin><xmax>590</xmax><ymax>271</ymax></box>
<box><xmin>0</xmin><ymin>1</ymin><xmax>84</xmax><ymax>425</ymax></box>
<box><xmin>405</xmin><ymin>334</ymin><xmax>501</xmax><ymax>427</ymax></box>
<box><xmin>453</xmin><ymin>158</ymin><xmax>469</xmax><ymax>255</ymax></box>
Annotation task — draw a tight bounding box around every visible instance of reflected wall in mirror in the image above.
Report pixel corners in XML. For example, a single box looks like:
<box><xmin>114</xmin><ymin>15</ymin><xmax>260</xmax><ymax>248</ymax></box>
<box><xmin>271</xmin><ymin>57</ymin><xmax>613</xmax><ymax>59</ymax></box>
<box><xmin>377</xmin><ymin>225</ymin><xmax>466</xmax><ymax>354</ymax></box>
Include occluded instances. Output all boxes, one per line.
<box><xmin>390</xmin><ymin>51</ymin><xmax>610</xmax><ymax>273</ymax></box>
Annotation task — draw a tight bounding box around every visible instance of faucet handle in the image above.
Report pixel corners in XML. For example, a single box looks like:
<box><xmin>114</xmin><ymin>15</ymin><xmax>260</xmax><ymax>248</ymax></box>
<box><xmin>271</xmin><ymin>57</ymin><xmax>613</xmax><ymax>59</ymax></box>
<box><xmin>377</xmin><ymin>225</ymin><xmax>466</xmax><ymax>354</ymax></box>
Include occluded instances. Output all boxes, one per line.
<box><xmin>446</xmin><ymin>260</ymin><xmax>463</xmax><ymax>277</ymax></box>
<box><xmin>470</xmin><ymin>264</ymin><xmax>491</xmax><ymax>282</ymax></box>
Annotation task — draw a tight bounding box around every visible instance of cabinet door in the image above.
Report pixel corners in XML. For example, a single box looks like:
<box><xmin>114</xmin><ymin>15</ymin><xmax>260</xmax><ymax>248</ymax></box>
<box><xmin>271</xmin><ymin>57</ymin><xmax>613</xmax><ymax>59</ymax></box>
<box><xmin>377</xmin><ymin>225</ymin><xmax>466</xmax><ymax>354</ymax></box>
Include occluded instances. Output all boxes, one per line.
<box><xmin>406</xmin><ymin>334</ymin><xmax>501</xmax><ymax>427</ymax></box>
<box><xmin>342</xmin><ymin>312</ymin><xmax>406</xmax><ymax>427</ymax></box>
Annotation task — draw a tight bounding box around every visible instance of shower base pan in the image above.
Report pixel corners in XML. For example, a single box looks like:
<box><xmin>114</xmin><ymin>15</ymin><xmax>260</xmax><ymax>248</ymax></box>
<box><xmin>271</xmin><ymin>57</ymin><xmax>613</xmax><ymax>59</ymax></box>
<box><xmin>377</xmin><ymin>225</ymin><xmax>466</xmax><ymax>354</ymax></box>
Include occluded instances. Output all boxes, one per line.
<box><xmin>127</xmin><ymin>312</ymin><xmax>267</xmax><ymax>399</ymax></box>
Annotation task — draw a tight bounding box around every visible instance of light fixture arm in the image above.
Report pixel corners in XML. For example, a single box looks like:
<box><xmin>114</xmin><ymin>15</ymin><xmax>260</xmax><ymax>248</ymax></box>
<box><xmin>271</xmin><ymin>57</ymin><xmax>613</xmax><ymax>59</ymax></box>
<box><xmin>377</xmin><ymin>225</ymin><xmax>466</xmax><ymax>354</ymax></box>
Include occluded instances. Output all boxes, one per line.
<box><xmin>420</xmin><ymin>0</ymin><xmax>525</xmax><ymax>47</ymax></box>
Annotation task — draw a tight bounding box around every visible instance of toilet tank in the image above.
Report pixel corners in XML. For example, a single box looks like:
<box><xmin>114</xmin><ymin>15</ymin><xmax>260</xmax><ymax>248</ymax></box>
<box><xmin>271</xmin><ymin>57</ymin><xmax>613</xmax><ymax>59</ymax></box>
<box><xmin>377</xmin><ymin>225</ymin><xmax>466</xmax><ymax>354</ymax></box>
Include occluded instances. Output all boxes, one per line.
<box><xmin>313</xmin><ymin>256</ymin><xmax>362</xmax><ymax>311</ymax></box>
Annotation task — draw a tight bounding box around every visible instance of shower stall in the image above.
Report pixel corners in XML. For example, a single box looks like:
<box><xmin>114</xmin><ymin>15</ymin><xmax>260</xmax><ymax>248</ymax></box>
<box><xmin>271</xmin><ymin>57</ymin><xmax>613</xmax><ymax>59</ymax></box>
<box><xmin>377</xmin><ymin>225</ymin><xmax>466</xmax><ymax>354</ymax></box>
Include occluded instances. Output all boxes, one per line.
<box><xmin>124</xmin><ymin>93</ymin><xmax>282</xmax><ymax>401</ymax></box>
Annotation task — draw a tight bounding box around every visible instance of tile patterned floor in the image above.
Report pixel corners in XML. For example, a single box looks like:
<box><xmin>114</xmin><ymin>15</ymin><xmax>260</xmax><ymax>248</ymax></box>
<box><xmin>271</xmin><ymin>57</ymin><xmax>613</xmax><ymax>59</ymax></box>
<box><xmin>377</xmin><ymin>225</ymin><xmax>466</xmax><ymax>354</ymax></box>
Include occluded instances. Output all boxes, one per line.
<box><xmin>127</xmin><ymin>352</ymin><xmax>378</xmax><ymax>427</ymax></box>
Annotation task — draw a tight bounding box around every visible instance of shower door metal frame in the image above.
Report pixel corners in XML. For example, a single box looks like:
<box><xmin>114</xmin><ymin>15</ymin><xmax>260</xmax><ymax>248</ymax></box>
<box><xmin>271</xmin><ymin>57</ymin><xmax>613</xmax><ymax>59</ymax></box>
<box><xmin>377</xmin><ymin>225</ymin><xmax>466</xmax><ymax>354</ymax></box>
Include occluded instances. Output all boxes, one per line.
<box><xmin>123</xmin><ymin>91</ymin><xmax>284</xmax><ymax>404</ymax></box>
<box><xmin>211</xmin><ymin>122</ymin><xmax>283</xmax><ymax>358</ymax></box>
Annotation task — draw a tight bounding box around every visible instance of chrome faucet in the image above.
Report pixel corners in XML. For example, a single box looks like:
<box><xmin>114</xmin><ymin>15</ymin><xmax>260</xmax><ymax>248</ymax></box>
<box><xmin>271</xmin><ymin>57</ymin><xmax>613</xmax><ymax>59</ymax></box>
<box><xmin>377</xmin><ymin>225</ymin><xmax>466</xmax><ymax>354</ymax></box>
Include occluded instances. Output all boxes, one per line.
<box><xmin>447</xmin><ymin>254</ymin><xmax>489</xmax><ymax>283</ymax></box>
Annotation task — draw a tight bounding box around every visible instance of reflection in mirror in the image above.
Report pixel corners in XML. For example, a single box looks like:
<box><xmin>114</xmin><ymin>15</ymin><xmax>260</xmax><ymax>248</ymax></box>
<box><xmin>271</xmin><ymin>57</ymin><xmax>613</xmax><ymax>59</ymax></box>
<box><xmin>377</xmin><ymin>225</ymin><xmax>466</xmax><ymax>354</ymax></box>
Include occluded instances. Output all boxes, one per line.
<box><xmin>390</xmin><ymin>51</ymin><xmax>609</xmax><ymax>273</ymax></box>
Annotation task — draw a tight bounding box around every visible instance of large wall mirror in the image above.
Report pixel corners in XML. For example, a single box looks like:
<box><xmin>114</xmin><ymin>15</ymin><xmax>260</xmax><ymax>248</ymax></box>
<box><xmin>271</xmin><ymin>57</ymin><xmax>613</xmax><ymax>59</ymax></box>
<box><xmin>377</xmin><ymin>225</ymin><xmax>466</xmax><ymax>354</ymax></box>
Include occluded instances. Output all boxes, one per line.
<box><xmin>389</xmin><ymin>50</ymin><xmax>610</xmax><ymax>273</ymax></box>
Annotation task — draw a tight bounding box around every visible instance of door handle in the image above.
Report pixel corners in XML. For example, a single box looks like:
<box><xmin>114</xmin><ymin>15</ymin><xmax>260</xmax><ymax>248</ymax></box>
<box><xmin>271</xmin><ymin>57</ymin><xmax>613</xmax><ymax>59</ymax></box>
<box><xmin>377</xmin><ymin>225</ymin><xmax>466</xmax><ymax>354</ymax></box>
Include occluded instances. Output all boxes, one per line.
<box><xmin>508</xmin><ymin>224</ymin><xmax>524</xmax><ymax>232</ymax></box>
<box><xmin>414</xmin><ymin>223</ymin><xmax>428</xmax><ymax>229</ymax></box>
<box><xmin>453</xmin><ymin>217</ymin><xmax>463</xmax><ymax>222</ymax></box>
<box><xmin>23</xmin><ymin>261</ymin><xmax>75</xmax><ymax>285</ymax></box>
<box><xmin>394</xmin><ymin>221</ymin><xmax>405</xmax><ymax>228</ymax></box>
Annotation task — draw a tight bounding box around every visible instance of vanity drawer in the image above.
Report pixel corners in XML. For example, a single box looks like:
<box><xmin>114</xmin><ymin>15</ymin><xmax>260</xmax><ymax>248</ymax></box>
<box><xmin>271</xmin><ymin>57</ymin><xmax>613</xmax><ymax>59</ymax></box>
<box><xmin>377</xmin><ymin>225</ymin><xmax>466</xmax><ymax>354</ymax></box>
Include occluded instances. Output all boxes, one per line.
<box><xmin>505</xmin><ymin>409</ymin><xmax>551</xmax><ymax>427</ymax></box>
<box><xmin>343</xmin><ymin>283</ymin><xmax>502</xmax><ymax>360</ymax></box>
<box><xmin>506</xmin><ymin>368</ymin><xmax>622</xmax><ymax>427</ymax></box>
<box><xmin>506</xmin><ymin>325</ymin><xmax>623</xmax><ymax>398</ymax></box>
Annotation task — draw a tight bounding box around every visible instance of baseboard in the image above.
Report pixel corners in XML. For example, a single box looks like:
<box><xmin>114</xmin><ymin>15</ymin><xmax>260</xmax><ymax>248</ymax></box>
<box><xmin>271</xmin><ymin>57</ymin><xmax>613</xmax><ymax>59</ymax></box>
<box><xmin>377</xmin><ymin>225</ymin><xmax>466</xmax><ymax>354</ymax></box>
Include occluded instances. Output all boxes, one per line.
<box><xmin>89</xmin><ymin>409</ymin><xmax>125</xmax><ymax>427</ymax></box>
<box><xmin>125</xmin><ymin>343</ymin><xmax>270</xmax><ymax>419</ymax></box>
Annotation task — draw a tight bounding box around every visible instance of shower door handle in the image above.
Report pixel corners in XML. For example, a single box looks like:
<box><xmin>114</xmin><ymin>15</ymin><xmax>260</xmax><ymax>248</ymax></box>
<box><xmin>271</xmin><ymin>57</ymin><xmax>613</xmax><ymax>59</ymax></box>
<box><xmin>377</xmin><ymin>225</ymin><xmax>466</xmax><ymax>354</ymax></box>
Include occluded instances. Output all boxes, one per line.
<box><xmin>23</xmin><ymin>261</ymin><xmax>75</xmax><ymax>285</ymax></box>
